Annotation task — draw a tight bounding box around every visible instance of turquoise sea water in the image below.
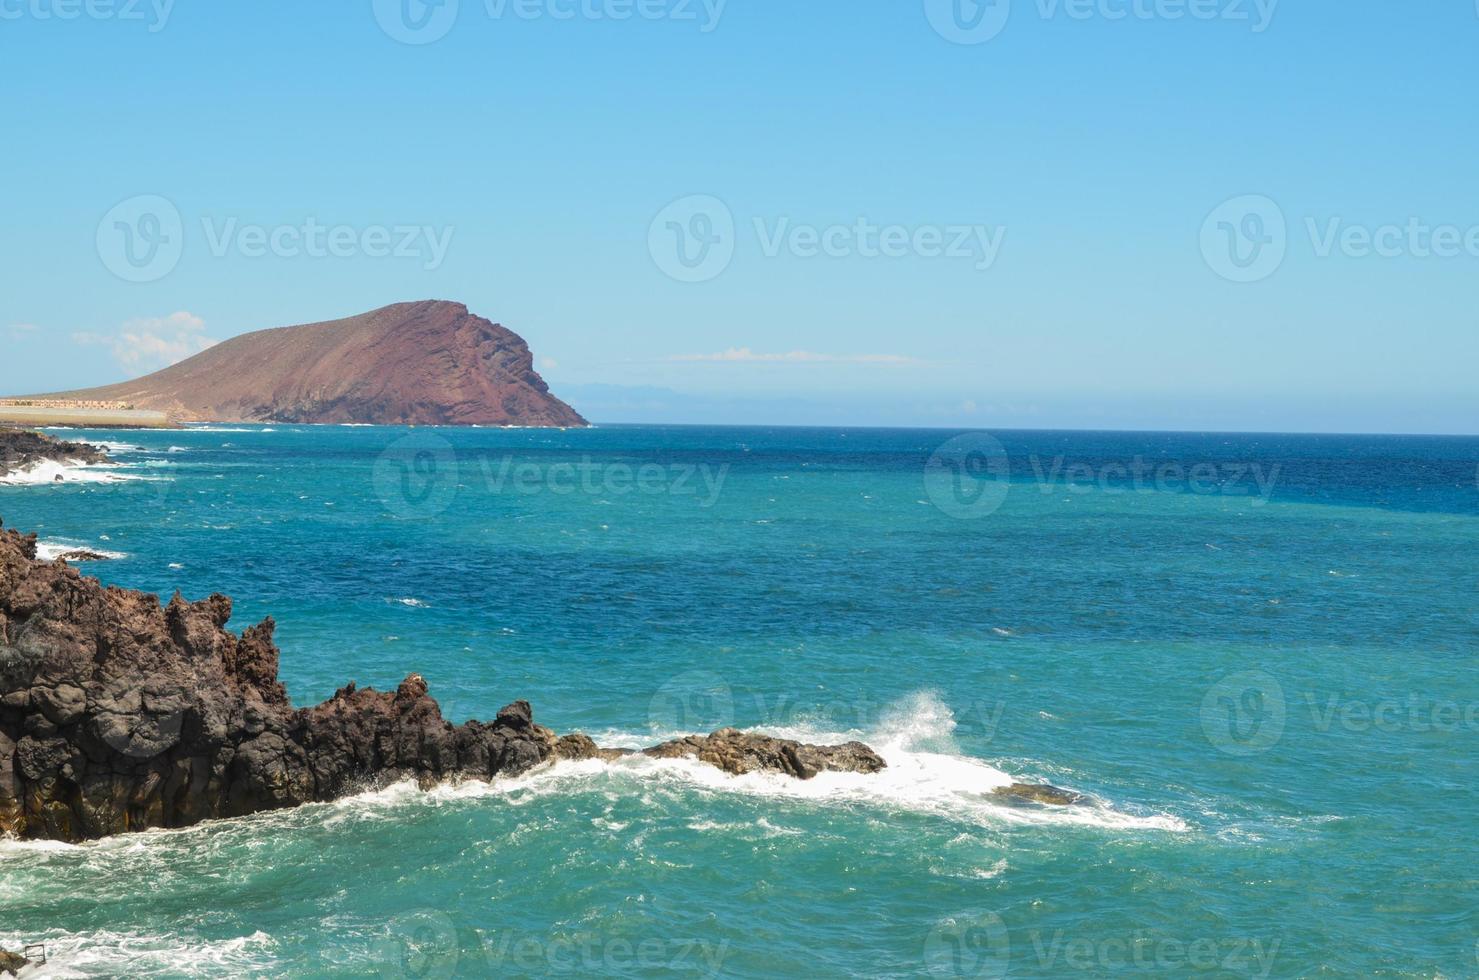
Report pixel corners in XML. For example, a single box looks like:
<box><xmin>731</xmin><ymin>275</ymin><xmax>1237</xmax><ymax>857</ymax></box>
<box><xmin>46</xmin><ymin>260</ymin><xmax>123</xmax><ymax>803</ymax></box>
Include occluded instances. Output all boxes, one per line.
<box><xmin>2</xmin><ymin>424</ymin><xmax>1477</xmax><ymax>978</ymax></box>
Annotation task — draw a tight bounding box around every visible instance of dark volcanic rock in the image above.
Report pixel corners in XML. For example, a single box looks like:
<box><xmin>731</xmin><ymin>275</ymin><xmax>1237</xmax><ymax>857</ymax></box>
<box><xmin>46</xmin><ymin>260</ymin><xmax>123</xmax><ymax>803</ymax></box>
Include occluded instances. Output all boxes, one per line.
<box><xmin>0</xmin><ymin>429</ymin><xmax>109</xmax><ymax>478</ymax></box>
<box><xmin>642</xmin><ymin>728</ymin><xmax>887</xmax><ymax>779</ymax></box>
<box><xmin>52</xmin><ymin>550</ymin><xmax>114</xmax><ymax>563</ymax></box>
<box><xmin>0</xmin><ymin>520</ymin><xmax>561</xmax><ymax>841</ymax></box>
<box><xmin>39</xmin><ymin>300</ymin><xmax>587</xmax><ymax>428</ymax></box>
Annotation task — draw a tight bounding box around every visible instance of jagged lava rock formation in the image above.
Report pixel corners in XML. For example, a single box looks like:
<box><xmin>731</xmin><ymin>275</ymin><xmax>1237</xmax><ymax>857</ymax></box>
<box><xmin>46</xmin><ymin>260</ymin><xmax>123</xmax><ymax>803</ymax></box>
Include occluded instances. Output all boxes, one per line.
<box><xmin>39</xmin><ymin>301</ymin><xmax>586</xmax><ymax>427</ymax></box>
<box><xmin>0</xmin><ymin>429</ymin><xmax>109</xmax><ymax>479</ymax></box>
<box><xmin>0</xmin><ymin>521</ymin><xmax>887</xmax><ymax>841</ymax></box>
<box><xmin>0</xmin><ymin>520</ymin><xmax>566</xmax><ymax>841</ymax></box>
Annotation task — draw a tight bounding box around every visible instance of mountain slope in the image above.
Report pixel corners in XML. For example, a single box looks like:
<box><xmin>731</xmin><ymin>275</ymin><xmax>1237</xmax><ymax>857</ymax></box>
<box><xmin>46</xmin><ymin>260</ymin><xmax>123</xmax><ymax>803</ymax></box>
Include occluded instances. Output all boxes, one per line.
<box><xmin>46</xmin><ymin>301</ymin><xmax>587</xmax><ymax>427</ymax></box>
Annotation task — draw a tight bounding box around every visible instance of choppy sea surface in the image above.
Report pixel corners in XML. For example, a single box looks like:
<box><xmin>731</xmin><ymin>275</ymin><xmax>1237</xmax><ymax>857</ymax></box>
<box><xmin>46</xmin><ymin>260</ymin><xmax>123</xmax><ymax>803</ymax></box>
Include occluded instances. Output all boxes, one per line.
<box><xmin>2</xmin><ymin>424</ymin><xmax>1477</xmax><ymax>978</ymax></box>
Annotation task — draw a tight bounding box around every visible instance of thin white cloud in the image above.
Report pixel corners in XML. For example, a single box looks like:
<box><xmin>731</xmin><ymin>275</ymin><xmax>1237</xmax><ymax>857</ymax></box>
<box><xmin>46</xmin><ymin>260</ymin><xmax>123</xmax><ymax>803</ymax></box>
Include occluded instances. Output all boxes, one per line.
<box><xmin>540</xmin><ymin>357</ymin><xmax>559</xmax><ymax>370</ymax></box>
<box><xmin>668</xmin><ymin>347</ymin><xmax>916</xmax><ymax>365</ymax></box>
<box><xmin>74</xmin><ymin>312</ymin><xmax>218</xmax><ymax>371</ymax></box>
<box><xmin>7</xmin><ymin>323</ymin><xmax>38</xmax><ymax>337</ymax></box>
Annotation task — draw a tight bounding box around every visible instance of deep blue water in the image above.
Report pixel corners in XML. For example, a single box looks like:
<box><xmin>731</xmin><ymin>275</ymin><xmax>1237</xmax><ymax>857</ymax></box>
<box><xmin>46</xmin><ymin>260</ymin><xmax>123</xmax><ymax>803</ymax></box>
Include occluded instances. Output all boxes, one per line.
<box><xmin>2</xmin><ymin>424</ymin><xmax>1477</xmax><ymax>977</ymax></box>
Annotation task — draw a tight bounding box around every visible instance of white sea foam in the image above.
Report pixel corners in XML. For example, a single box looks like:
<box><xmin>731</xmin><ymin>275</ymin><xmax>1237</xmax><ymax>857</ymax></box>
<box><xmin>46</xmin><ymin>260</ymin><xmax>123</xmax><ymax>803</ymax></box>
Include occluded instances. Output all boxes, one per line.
<box><xmin>182</xmin><ymin>426</ymin><xmax>272</xmax><ymax>433</ymax></box>
<box><xmin>34</xmin><ymin>540</ymin><xmax>128</xmax><ymax>562</ymax></box>
<box><xmin>0</xmin><ymin>459</ymin><xmax>142</xmax><ymax>487</ymax></box>
<box><xmin>0</xmin><ymin>927</ymin><xmax>280</xmax><ymax>978</ymax></box>
<box><xmin>74</xmin><ymin>439</ymin><xmax>146</xmax><ymax>455</ymax></box>
<box><xmin>423</xmin><ymin>692</ymin><xmax>1187</xmax><ymax>834</ymax></box>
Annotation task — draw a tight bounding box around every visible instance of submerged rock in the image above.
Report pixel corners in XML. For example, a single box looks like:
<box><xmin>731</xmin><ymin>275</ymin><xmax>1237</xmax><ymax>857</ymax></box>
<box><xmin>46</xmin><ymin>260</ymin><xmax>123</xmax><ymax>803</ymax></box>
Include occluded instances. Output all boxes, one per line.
<box><xmin>0</xmin><ymin>949</ymin><xmax>27</xmax><ymax>977</ymax></box>
<box><xmin>641</xmin><ymin>728</ymin><xmax>886</xmax><ymax>779</ymax></box>
<box><xmin>992</xmin><ymin>782</ymin><xmax>1081</xmax><ymax>806</ymax></box>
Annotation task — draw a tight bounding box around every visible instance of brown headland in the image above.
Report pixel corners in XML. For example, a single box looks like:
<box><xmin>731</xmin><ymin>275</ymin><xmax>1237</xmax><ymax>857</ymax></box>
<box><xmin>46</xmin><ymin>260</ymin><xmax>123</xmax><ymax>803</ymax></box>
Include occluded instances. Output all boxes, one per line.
<box><xmin>28</xmin><ymin>300</ymin><xmax>586</xmax><ymax>428</ymax></box>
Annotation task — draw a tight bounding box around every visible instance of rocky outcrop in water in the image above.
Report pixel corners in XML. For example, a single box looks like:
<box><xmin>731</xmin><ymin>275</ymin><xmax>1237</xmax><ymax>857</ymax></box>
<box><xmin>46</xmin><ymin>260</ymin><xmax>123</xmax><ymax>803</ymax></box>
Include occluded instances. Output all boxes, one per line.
<box><xmin>993</xmin><ymin>782</ymin><xmax>1081</xmax><ymax>806</ymax></box>
<box><xmin>0</xmin><ymin>429</ymin><xmax>108</xmax><ymax>478</ymax></box>
<box><xmin>0</xmin><ymin>519</ymin><xmax>891</xmax><ymax>841</ymax></box>
<box><xmin>0</xmin><ymin>949</ymin><xmax>28</xmax><ymax>977</ymax></box>
<box><xmin>640</xmin><ymin>729</ymin><xmax>886</xmax><ymax>778</ymax></box>
<box><xmin>554</xmin><ymin>729</ymin><xmax>887</xmax><ymax>779</ymax></box>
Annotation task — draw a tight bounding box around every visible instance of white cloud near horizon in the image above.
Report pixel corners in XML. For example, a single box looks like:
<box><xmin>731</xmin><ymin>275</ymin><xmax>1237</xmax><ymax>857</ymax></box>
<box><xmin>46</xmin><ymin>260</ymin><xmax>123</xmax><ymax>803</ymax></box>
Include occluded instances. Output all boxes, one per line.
<box><xmin>668</xmin><ymin>347</ymin><xmax>917</xmax><ymax>365</ymax></box>
<box><xmin>73</xmin><ymin>312</ymin><xmax>219</xmax><ymax>371</ymax></box>
<box><xmin>7</xmin><ymin>323</ymin><xmax>39</xmax><ymax>337</ymax></box>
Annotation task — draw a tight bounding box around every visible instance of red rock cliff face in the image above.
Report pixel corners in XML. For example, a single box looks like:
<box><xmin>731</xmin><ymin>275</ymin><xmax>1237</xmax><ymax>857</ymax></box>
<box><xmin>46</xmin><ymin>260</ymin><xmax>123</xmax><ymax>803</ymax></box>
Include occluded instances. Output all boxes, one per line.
<box><xmin>47</xmin><ymin>301</ymin><xmax>587</xmax><ymax>427</ymax></box>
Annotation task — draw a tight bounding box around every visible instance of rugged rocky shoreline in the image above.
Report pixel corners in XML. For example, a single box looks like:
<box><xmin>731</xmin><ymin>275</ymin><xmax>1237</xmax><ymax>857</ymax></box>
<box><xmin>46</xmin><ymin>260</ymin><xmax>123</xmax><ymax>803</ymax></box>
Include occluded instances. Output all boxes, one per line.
<box><xmin>0</xmin><ymin>520</ymin><xmax>884</xmax><ymax>842</ymax></box>
<box><xmin>0</xmin><ymin>429</ymin><xmax>109</xmax><ymax>480</ymax></box>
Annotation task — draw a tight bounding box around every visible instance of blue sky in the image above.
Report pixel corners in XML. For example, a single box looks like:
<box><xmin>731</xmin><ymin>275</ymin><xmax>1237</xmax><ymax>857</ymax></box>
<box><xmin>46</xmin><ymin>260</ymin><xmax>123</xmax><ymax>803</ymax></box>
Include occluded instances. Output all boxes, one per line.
<box><xmin>2</xmin><ymin>1</ymin><xmax>1476</xmax><ymax>433</ymax></box>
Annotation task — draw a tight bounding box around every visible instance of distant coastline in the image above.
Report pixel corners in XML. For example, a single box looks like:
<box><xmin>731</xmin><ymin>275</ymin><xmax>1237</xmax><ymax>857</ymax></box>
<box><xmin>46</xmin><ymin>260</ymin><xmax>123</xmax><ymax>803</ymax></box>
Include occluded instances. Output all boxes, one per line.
<box><xmin>26</xmin><ymin>300</ymin><xmax>587</xmax><ymax>429</ymax></box>
<box><xmin>0</xmin><ymin>400</ymin><xmax>174</xmax><ymax>430</ymax></box>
